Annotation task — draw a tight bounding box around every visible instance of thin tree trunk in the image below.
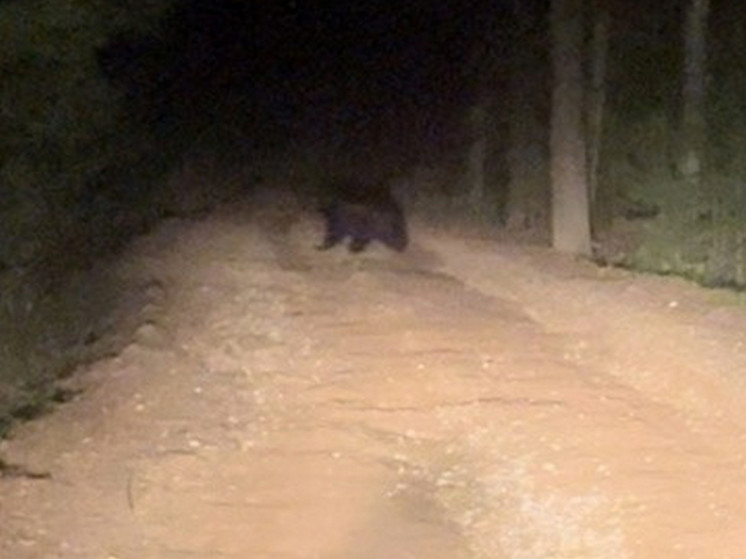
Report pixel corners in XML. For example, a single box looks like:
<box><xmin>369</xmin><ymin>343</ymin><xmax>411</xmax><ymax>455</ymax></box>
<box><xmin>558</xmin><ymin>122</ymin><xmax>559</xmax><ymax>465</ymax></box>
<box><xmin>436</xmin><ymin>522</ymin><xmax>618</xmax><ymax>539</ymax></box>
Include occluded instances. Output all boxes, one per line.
<box><xmin>550</xmin><ymin>0</ymin><xmax>591</xmax><ymax>255</ymax></box>
<box><xmin>679</xmin><ymin>0</ymin><xmax>710</xmax><ymax>192</ymax></box>
<box><xmin>467</xmin><ymin>103</ymin><xmax>487</xmax><ymax>208</ymax></box>
<box><xmin>586</xmin><ymin>1</ymin><xmax>609</xmax><ymax>212</ymax></box>
<box><xmin>505</xmin><ymin>0</ymin><xmax>549</xmax><ymax>233</ymax></box>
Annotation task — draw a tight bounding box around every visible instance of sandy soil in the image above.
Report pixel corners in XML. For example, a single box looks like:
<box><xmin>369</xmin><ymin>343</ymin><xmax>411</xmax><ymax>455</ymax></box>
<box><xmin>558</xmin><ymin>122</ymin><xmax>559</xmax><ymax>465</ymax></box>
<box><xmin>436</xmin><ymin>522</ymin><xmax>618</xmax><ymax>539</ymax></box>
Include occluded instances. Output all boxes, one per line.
<box><xmin>2</xmin><ymin>192</ymin><xmax>746</xmax><ymax>559</ymax></box>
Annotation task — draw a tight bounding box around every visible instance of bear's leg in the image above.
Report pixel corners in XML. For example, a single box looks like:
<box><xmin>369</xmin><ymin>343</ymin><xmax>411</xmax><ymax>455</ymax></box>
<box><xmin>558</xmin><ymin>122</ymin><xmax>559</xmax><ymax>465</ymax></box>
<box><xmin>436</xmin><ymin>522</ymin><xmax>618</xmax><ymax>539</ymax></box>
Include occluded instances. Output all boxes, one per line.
<box><xmin>317</xmin><ymin>227</ymin><xmax>345</xmax><ymax>250</ymax></box>
<box><xmin>348</xmin><ymin>237</ymin><xmax>371</xmax><ymax>253</ymax></box>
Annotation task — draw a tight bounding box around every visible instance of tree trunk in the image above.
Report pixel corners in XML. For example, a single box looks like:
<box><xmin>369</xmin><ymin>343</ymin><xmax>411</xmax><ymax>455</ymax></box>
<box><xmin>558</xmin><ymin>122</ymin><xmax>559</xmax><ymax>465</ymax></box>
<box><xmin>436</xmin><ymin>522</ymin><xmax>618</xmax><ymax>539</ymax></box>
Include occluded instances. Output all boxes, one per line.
<box><xmin>505</xmin><ymin>0</ymin><xmax>549</xmax><ymax>234</ymax></box>
<box><xmin>549</xmin><ymin>0</ymin><xmax>591</xmax><ymax>256</ymax></box>
<box><xmin>678</xmin><ymin>0</ymin><xmax>710</xmax><ymax>193</ymax></box>
<box><xmin>550</xmin><ymin>0</ymin><xmax>591</xmax><ymax>255</ymax></box>
<box><xmin>585</xmin><ymin>0</ymin><xmax>609</xmax><ymax>215</ymax></box>
<box><xmin>467</xmin><ymin>103</ymin><xmax>487</xmax><ymax>208</ymax></box>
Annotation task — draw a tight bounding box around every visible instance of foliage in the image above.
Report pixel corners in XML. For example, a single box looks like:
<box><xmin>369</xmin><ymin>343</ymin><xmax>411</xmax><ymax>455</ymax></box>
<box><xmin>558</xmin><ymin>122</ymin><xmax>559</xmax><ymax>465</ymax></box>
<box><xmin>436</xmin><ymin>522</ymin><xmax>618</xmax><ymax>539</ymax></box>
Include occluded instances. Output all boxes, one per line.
<box><xmin>0</xmin><ymin>0</ymin><xmax>173</xmax><ymax>433</ymax></box>
<box><xmin>593</xmin><ymin>3</ymin><xmax>746</xmax><ymax>290</ymax></box>
<box><xmin>0</xmin><ymin>0</ymin><xmax>172</xmax><ymax>266</ymax></box>
<box><xmin>597</xmin><ymin>105</ymin><xmax>746</xmax><ymax>289</ymax></box>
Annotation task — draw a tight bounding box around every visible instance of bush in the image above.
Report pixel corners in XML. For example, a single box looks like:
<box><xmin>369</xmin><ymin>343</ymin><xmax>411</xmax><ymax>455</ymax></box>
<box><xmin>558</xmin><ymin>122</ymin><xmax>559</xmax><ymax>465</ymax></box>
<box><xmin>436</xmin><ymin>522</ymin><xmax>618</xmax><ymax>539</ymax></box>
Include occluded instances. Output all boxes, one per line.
<box><xmin>0</xmin><ymin>0</ymin><xmax>173</xmax><ymax>433</ymax></box>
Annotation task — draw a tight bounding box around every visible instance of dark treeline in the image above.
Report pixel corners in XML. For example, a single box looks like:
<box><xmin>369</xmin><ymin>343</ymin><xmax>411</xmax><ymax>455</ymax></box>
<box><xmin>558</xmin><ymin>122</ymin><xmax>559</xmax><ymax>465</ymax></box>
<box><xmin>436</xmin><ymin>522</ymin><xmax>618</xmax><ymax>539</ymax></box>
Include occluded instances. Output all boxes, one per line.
<box><xmin>0</xmin><ymin>0</ymin><xmax>178</xmax><ymax>432</ymax></box>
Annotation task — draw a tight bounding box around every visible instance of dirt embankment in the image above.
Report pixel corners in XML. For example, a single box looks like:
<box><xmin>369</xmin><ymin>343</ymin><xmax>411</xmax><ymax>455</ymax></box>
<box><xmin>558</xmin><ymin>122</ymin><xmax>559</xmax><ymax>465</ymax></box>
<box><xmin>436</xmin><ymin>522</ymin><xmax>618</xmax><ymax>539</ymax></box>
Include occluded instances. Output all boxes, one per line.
<box><xmin>1</xmin><ymin>197</ymin><xmax>746</xmax><ymax>559</ymax></box>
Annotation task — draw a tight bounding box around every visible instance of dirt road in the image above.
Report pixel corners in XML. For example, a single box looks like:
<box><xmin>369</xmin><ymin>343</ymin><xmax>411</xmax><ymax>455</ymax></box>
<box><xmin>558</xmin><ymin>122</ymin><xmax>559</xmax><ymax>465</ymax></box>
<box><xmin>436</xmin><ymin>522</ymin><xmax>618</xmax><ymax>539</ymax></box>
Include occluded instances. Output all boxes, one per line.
<box><xmin>2</xmin><ymin>194</ymin><xmax>746</xmax><ymax>558</ymax></box>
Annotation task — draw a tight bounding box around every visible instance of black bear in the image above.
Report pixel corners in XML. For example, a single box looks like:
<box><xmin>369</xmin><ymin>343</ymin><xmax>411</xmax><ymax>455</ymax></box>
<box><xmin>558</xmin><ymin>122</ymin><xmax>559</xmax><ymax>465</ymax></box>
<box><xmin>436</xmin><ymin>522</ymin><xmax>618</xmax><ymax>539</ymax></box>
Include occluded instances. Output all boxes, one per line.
<box><xmin>317</xmin><ymin>180</ymin><xmax>408</xmax><ymax>253</ymax></box>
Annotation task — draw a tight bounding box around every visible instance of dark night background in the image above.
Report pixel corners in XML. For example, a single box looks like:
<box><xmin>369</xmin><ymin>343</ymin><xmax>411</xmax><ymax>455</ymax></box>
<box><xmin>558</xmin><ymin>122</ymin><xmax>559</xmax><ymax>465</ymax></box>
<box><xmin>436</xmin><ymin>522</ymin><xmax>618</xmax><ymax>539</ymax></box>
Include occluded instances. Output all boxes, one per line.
<box><xmin>102</xmin><ymin>0</ymin><xmax>506</xmax><ymax>170</ymax></box>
